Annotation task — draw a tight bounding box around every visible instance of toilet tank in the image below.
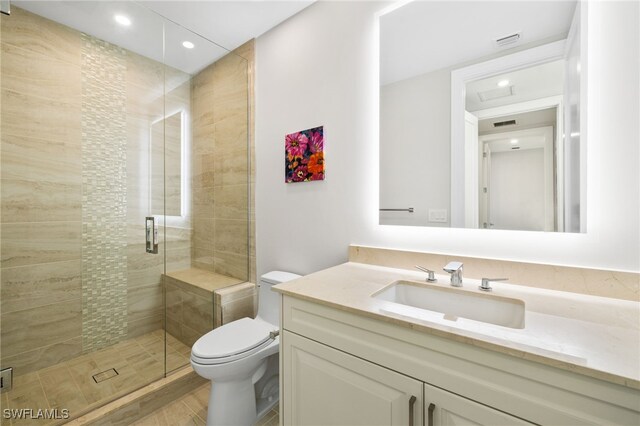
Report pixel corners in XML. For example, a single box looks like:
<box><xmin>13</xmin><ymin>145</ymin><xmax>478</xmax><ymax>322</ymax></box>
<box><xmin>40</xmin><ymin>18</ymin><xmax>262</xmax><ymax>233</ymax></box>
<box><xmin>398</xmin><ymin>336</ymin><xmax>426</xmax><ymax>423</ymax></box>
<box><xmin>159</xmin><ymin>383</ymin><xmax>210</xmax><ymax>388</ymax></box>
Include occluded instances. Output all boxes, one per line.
<box><xmin>257</xmin><ymin>271</ymin><xmax>301</xmax><ymax>326</ymax></box>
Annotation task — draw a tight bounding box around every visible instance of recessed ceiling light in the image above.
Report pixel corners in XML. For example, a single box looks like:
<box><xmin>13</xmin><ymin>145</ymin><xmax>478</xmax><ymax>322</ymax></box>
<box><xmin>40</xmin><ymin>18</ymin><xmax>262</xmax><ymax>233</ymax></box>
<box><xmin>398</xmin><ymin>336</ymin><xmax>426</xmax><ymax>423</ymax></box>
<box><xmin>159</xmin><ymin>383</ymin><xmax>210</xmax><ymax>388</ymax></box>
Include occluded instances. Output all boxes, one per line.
<box><xmin>182</xmin><ymin>41</ymin><xmax>195</xmax><ymax>49</ymax></box>
<box><xmin>510</xmin><ymin>139</ymin><xmax>518</xmax><ymax>145</ymax></box>
<box><xmin>114</xmin><ymin>14</ymin><xmax>131</xmax><ymax>26</ymax></box>
<box><xmin>497</xmin><ymin>79</ymin><xmax>510</xmax><ymax>88</ymax></box>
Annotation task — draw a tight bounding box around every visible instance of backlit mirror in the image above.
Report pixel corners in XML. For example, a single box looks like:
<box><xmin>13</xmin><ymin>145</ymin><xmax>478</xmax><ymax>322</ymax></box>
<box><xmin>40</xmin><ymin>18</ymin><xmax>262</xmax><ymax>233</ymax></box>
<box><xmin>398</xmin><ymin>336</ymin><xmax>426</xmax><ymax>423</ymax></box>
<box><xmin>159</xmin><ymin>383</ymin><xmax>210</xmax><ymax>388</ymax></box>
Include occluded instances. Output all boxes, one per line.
<box><xmin>151</xmin><ymin>111</ymin><xmax>183</xmax><ymax>216</ymax></box>
<box><xmin>379</xmin><ymin>1</ymin><xmax>585</xmax><ymax>232</ymax></box>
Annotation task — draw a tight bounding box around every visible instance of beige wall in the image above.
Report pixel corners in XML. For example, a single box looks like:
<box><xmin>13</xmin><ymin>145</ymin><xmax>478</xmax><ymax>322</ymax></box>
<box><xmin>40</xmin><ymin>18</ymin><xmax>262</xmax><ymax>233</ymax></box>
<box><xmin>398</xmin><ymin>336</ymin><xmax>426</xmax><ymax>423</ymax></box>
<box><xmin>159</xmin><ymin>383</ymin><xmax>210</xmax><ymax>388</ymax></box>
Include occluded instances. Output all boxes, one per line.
<box><xmin>191</xmin><ymin>40</ymin><xmax>254</xmax><ymax>282</ymax></box>
<box><xmin>235</xmin><ymin>40</ymin><xmax>257</xmax><ymax>285</ymax></box>
<box><xmin>0</xmin><ymin>7</ymin><xmax>191</xmax><ymax>375</ymax></box>
<box><xmin>1</xmin><ymin>7</ymin><xmax>85</xmax><ymax>376</ymax></box>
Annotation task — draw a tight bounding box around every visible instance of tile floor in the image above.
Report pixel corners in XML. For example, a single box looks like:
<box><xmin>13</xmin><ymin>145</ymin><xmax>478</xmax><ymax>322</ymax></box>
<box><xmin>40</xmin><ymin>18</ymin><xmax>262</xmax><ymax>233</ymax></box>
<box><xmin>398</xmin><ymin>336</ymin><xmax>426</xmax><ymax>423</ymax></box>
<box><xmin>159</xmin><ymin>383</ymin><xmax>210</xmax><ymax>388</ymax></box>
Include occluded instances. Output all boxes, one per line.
<box><xmin>131</xmin><ymin>381</ymin><xmax>279</xmax><ymax>426</ymax></box>
<box><xmin>1</xmin><ymin>330</ymin><xmax>191</xmax><ymax>426</ymax></box>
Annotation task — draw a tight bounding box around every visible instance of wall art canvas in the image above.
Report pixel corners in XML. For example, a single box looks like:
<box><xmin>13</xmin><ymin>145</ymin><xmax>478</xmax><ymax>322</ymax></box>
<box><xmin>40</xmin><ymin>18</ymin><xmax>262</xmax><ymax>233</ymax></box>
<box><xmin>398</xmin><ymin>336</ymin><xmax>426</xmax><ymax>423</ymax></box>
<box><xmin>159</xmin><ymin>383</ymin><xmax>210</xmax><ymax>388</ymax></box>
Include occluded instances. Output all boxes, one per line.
<box><xmin>285</xmin><ymin>126</ymin><xmax>324</xmax><ymax>183</ymax></box>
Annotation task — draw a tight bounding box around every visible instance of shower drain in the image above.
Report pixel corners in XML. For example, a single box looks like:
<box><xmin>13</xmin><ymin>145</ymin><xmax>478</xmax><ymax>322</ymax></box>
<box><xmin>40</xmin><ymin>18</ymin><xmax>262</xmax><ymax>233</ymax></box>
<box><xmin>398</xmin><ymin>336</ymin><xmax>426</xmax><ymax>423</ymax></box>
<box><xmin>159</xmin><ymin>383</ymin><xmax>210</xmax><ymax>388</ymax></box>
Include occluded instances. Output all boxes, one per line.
<box><xmin>92</xmin><ymin>368</ymin><xmax>119</xmax><ymax>383</ymax></box>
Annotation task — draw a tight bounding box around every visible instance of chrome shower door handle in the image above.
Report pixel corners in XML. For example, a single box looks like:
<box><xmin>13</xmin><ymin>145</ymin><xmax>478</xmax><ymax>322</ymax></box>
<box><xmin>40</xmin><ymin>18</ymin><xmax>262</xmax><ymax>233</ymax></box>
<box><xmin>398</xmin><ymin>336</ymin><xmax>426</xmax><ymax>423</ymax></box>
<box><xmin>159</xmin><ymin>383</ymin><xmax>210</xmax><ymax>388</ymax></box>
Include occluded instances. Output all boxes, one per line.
<box><xmin>408</xmin><ymin>395</ymin><xmax>417</xmax><ymax>426</ymax></box>
<box><xmin>145</xmin><ymin>216</ymin><xmax>158</xmax><ymax>254</ymax></box>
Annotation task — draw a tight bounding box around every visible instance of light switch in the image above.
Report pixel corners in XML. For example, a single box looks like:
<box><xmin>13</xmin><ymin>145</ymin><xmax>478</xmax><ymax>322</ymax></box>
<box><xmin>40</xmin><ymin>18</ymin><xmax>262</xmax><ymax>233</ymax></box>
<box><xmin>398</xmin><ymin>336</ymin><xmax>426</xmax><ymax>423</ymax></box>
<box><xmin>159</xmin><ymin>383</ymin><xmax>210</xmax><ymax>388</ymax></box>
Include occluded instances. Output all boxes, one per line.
<box><xmin>428</xmin><ymin>209</ymin><xmax>448</xmax><ymax>223</ymax></box>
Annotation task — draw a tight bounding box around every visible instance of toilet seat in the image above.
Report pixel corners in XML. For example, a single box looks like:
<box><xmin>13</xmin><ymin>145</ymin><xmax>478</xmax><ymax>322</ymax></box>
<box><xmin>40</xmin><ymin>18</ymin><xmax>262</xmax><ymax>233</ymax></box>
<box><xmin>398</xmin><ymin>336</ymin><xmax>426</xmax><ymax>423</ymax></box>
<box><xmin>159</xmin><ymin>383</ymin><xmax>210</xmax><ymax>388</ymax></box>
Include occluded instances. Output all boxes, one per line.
<box><xmin>191</xmin><ymin>318</ymin><xmax>277</xmax><ymax>365</ymax></box>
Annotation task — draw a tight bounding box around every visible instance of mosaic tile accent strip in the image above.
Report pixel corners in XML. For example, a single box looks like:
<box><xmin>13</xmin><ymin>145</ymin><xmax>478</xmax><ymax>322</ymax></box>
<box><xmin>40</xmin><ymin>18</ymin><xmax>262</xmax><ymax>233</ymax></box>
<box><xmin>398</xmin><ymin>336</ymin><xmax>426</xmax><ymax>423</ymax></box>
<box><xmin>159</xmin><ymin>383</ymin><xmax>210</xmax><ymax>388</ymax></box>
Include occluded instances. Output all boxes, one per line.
<box><xmin>81</xmin><ymin>34</ymin><xmax>128</xmax><ymax>352</ymax></box>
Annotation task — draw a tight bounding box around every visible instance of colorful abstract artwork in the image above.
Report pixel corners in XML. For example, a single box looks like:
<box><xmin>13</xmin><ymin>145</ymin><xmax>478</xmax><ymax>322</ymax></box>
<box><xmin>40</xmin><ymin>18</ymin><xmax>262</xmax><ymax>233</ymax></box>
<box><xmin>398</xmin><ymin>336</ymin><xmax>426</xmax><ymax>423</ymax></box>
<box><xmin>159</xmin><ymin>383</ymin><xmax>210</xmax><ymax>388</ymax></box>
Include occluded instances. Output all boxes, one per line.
<box><xmin>285</xmin><ymin>126</ymin><xmax>325</xmax><ymax>183</ymax></box>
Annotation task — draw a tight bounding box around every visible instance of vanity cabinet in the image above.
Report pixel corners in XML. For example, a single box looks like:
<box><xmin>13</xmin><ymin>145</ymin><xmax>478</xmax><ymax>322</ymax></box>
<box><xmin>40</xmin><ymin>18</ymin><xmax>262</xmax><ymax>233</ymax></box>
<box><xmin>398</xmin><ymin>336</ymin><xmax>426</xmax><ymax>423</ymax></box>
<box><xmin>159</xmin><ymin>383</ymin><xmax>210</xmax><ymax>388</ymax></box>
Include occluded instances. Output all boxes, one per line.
<box><xmin>280</xmin><ymin>295</ymin><xmax>640</xmax><ymax>426</ymax></box>
<box><xmin>282</xmin><ymin>331</ymin><xmax>422</xmax><ymax>425</ymax></box>
<box><xmin>283</xmin><ymin>330</ymin><xmax>532</xmax><ymax>426</ymax></box>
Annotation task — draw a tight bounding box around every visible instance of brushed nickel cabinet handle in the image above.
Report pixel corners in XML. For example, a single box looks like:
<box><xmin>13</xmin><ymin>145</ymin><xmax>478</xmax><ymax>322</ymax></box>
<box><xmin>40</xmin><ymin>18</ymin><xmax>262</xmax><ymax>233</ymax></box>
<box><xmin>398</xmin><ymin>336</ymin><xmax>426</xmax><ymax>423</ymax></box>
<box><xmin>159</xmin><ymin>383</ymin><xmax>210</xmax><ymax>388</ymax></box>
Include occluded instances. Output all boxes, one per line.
<box><xmin>380</xmin><ymin>208</ymin><xmax>414</xmax><ymax>212</ymax></box>
<box><xmin>427</xmin><ymin>403</ymin><xmax>436</xmax><ymax>426</ymax></box>
<box><xmin>408</xmin><ymin>395</ymin><xmax>417</xmax><ymax>426</ymax></box>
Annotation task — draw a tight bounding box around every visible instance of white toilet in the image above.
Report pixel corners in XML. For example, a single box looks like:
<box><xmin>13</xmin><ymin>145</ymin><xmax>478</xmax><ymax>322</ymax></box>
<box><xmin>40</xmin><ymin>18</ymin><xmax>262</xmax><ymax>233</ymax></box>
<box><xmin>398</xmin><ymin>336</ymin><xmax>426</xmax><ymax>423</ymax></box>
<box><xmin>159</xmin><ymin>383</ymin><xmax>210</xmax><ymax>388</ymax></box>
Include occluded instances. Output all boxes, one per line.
<box><xmin>191</xmin><ymin>271</ymin><xmax>301</xmax><ymax>426</ymax></box>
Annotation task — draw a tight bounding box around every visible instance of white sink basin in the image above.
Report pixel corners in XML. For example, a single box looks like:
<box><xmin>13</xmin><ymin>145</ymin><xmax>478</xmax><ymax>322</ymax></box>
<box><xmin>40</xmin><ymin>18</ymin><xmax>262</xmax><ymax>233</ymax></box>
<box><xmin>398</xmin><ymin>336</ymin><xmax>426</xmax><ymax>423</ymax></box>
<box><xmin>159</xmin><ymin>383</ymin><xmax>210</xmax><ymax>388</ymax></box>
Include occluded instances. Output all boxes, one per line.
<box><xmin>373</xmin><ymin>280</ymin><xmax>525</xmax><ymax>329</ymax></box>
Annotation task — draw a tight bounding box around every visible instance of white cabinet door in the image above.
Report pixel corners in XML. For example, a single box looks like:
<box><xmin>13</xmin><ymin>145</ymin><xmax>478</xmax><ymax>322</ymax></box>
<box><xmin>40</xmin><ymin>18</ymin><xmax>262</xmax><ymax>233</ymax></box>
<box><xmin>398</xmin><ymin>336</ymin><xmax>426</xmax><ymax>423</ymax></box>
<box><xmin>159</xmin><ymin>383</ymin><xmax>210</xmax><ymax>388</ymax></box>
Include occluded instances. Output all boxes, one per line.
<box><xmin>282</xmin><ymin>331</ymin><xmax>423</xmax><ymax>426</ymax></box>
<box><xmin>424</xmin><ymin>383</ymin><xmax>534</xmax><ymax>426</ymax></box>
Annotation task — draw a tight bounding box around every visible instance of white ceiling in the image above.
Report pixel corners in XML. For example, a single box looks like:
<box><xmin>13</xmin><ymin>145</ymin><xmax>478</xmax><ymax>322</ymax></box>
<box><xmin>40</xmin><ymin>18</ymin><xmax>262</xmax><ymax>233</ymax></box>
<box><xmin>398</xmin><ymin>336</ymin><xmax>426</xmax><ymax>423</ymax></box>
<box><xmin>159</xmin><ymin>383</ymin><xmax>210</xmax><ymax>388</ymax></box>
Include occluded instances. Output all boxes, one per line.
<box><xmin>15</xmin><ymin>0</ymin><xmax>313</xmax><ymax>75</ymax></box>
<box><xmin>466</xmin><ymin>59</ymin><xmax>564</xmax><ymax>112</ymax></box>
<box><xmin>380</xmin><ymin>0</ymin><xmax>577</xmax><ymax>85</ymax></box>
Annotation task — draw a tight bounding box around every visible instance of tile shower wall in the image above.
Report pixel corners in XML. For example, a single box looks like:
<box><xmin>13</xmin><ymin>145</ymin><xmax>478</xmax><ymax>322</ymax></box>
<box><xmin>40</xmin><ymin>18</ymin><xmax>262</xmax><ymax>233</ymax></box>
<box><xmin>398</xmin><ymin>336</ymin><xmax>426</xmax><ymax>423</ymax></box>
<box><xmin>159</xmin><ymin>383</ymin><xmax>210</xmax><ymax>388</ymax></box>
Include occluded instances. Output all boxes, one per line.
<box><xmin>1</xmin><ymin>7</ymin><xmax>84</xmax><ymax>376</ymax></box>
<box><xmin>243</xmin><ymin>40</ymin><xmax>257</xmax><ymax>286</ymax></box>
<box><xmin>0</xmin><ymin>7</ymin><xmax>192</xmax><ymax>375</ymax></box>
<box><xmin>191</xmin><ymin>41</ymin><xmax>254</xmax><ymax>282</ymax></box>
<box><xmin>80</xmin><ymin>34</ymin><xmax>129</xmax><ymax>351</ymax></box>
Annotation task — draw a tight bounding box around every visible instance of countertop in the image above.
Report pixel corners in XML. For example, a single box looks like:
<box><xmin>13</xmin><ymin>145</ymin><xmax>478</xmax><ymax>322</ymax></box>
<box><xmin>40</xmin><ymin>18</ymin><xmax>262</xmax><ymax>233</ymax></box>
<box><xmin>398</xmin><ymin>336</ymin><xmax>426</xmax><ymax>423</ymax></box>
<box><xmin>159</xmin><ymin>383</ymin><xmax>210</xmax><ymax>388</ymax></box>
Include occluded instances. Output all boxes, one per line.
<box><xmin>274</xmin><ymin>262</ymin><xmax>640</xmax><ymax>390</ymax></box>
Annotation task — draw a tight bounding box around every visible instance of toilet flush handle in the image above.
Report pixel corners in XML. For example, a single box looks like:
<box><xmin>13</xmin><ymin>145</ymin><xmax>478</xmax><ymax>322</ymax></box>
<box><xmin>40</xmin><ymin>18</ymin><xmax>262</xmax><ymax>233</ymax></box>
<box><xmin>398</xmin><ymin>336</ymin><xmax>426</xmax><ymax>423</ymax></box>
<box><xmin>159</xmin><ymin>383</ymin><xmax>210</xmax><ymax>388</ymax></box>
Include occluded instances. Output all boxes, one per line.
<box><xmin>269</xmin><ymin>330</ymin><xmax>279</xmax><ymax>340</ymax></box>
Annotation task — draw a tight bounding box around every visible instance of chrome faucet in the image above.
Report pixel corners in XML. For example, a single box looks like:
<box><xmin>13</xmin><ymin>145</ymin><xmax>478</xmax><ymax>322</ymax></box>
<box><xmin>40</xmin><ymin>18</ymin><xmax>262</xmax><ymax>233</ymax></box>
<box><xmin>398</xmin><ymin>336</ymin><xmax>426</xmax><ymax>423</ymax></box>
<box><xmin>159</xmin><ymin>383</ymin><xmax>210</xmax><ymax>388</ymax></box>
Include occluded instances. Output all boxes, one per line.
<box><xmin>415</xmin><ymin>265</ymin><xmax>437</xmax><ymax>282</ymax></box>
<box><xmin>443</xmin><ymin>261</ymin><xmax>463</xmax><ymax>287</ymax></box>
<box><xmin>479</xmin><ymin>277</ymin><xmax>508</xmax><ymax>292</ymax></box>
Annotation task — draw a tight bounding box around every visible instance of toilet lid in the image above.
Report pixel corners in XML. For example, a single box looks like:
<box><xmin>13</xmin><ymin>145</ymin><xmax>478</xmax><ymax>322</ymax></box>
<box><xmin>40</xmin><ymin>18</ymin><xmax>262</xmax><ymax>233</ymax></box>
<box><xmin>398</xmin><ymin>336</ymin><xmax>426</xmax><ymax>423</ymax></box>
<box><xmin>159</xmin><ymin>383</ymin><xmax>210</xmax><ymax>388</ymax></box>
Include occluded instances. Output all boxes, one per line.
<box><xmin>191</xmin><ymin>317</ymin><xmax>277</xmax><ymax>362</ymax></box>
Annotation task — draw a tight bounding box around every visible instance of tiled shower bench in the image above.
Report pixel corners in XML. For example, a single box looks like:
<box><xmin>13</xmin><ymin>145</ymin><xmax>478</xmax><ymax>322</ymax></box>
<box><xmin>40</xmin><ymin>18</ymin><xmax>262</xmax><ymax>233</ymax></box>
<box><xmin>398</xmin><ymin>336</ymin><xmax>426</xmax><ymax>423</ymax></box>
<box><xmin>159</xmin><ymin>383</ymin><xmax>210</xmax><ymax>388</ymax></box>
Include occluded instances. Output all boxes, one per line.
<box><xmin>164</xmin><ymin>268</ymin><xmax>256</xmax><ymax>347</ymax></box>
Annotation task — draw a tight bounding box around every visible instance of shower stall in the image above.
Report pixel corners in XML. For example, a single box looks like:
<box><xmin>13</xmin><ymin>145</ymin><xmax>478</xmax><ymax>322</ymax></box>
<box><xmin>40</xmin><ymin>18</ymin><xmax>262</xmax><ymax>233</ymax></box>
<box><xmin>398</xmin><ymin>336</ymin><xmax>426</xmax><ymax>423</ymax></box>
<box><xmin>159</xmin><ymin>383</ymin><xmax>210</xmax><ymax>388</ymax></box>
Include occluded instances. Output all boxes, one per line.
<box><xmin>0</xmin><ymin>1</ymin><xmax>251</xmax><ymax>422</ymax></box>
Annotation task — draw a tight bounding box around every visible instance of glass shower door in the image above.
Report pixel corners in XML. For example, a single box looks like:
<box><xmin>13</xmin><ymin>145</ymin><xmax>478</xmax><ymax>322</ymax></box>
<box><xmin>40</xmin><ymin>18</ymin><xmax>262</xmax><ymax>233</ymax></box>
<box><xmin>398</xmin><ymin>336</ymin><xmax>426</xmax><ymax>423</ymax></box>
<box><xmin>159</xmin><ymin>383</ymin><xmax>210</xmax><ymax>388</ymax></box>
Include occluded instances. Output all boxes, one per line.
<box><xmin>0</xmin><ymin>1</ymin><xmax>252</xmax><ymax>421</ymax></box>
<box><xmin>0</xmin><ymin>2</ymin><xmax>167</xmax><ymax>421</ymax></box>
<box><xmin>161</xmin><ymin>18</ymin><xmax>251</xmax><ymax>373</ymax></box>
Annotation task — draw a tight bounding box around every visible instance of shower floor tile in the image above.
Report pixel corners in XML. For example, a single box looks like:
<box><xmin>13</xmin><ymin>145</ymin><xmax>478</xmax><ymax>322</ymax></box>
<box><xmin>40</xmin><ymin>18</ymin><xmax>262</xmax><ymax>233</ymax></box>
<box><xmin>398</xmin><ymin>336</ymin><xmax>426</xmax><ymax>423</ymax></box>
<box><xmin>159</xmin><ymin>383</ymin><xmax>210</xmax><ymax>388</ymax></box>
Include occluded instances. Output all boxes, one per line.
<box><xmin>1</xmin><ymin>330</ymin><xmax>191</xmax><ymax>425</ymax></box>
<box><xmin>39</xmin><ymin>364</ymin><xmax>89</xmax><ymax>413</ymax></box>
